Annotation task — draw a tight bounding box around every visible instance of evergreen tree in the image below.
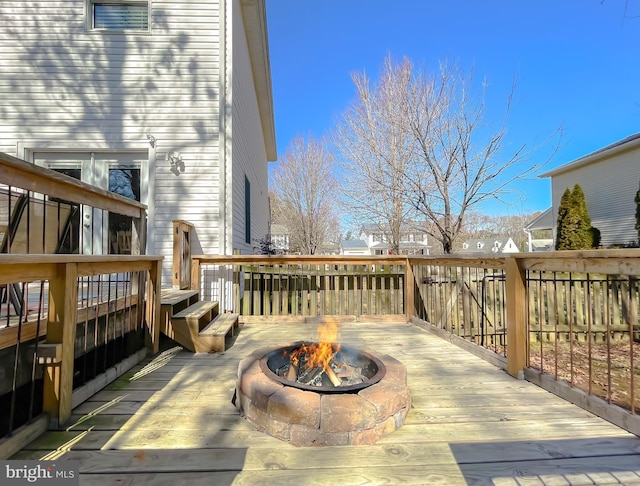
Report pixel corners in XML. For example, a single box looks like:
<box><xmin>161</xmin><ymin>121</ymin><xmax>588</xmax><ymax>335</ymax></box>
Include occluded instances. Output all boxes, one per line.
<box><xmin>570</xmin><ymin>184</ymin><xmax>593</xmax><ymax>248</ymax></box>
<box><xmin>556</xmin><ymin>184</ymin><xmax>599</xmax><ymax>250</ymax></box>
<box><xmin>556</xmin><ymin>188</ymin><xmax>573</xmax><ymax>250</ymax></box>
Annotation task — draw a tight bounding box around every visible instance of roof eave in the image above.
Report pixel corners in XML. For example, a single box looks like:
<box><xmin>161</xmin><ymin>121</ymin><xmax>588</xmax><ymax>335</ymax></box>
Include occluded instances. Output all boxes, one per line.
<box><xmin>240</xmin><ymin>0</ymin><xmax>277</xmax><ymax>161</ymax></box>
<box><xmin>540</xmin><ymin>132</ymin><xmax>640</xmax><ymax>178</ymax></box>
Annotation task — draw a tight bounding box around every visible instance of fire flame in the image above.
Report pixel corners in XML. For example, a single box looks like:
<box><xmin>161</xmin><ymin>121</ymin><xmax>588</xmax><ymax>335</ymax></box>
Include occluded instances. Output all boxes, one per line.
<box><xmin>289</xmin><ymin>320</ymin><xmax>341</xmax><ymax>373</ymax></box>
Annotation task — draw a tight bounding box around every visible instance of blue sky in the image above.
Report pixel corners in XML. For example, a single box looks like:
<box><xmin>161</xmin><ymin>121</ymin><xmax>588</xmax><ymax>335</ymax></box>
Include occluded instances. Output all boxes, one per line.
<box><xmin>265</xmin><ymin>0</ymin><xmax>640</xmax><ymax>216</ymax></box>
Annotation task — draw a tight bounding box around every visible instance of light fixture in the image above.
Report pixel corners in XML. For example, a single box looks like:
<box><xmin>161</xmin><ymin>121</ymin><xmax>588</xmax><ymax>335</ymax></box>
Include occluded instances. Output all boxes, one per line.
<box><xmin>168</xmin><ymin>152</ymin><xmax>184</xmax><ymax>172</ymax></box>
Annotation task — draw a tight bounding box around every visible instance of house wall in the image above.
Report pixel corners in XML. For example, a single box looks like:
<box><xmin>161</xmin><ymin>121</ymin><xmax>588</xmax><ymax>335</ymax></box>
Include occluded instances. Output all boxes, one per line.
<box><xmin>551</xmin><ymin>146</ymin><xmax>640</xmax><ymax>247</ymax></box>
<box><xmin>0</xmin><ymin>1</ymin><xmax>226</xmax><ymax>282</ymax></box>
<box><xmin>230</xmin><ymin>0</ymin><xmax>270</xmax><ymax>254</ymax></box>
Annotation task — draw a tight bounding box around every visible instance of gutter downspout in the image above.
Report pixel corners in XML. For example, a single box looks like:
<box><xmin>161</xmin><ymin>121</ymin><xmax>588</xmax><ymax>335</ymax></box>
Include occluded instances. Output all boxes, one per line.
<box><xmin>219</xmin><ymin>0</ymin><xmax>232</xmax><ymax>255</ymax></box>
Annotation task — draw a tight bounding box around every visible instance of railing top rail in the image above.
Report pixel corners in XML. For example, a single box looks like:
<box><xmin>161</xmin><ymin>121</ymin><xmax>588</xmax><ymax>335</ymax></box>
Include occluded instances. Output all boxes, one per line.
<box><xmin>0</xmin><ymin>152</ymin><xmax>147</xmax><ymax>218</ymax></box>
<box><xmin>0</xmin><ymin>254</ymin><xmax>162</xmax><ymax>264</ymax></box>
<box><xmin>173</xmin><ymin>219</ymin><xmax>195</xmax><ymax>227</ymax></box>
<box><xmin>514</xmin><ymin>248</ymin><xmax>640</xmax><ymax>260</ymax></box>
<box><xmin>0</xmin><ymin>254</ymin><xmax>163</xmax><ymax>285</ymax></box>
<box><xmin>516</xmin><ymin>249</ymin><xmax>640</xmax><ymax>275</ymax></box>
<box><xmin>407</xmin><ymin>255</ymin><xmax>506</xmax><ymax>269</ymax></box>
<box><xmin>192</xmin><ymin>254</ymin><xmax>409</xmax><ymax>265</ymax></box>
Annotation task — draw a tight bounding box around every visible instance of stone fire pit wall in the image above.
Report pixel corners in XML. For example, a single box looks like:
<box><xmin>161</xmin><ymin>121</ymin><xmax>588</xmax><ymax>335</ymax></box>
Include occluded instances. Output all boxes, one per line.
<box><xmin>235</xmin><ymin>343</ymin><xmax>411</xmax><ymax>447</ymax></box>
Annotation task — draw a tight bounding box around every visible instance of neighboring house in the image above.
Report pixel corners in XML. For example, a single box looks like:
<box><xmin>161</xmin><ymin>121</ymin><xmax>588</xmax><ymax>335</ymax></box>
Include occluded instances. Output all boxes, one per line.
<box><xmin>539</xmin><ymin>133</ymin><xmax>640</xmax><ymax>248</ymax></box>
<box><xmin>340</xmin><ymin>240</ymin><xmax>371</xmax><ymax>256</ymax></box>
<box><xmin>269</xmin><ymin>224</ymin><xmax>290</xmax><ymax>254</ymax></box>
<box><xmin>360</xmin><ymin>223</ymin><xmax>431</xmax><ymax>255</ymax></box>
<box><xmin>524</xmin><ymin>208</ymin><xmax>554</xmax><ymax>252</ymax></box>
<box><xmin>460</xmin><ymin>237</ymin><xmax>520</xmax><ymax>254</ymax></box>
<box><xmin>0</xmin><ymin>0</ymin><xmax>276</xmax><ymax>282</ymax></box>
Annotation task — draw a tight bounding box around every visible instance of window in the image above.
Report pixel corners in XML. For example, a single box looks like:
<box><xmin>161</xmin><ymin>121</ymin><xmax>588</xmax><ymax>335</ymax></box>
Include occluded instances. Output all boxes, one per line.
<box><xmin>90</xmin><ymin>1</ymin><xmax>149</xmax><ymax>31</ymax></box>
<box><xmin>245</xmin><ymin>176</ymin><xmax>251</xmax><ymax>244</ymax></box>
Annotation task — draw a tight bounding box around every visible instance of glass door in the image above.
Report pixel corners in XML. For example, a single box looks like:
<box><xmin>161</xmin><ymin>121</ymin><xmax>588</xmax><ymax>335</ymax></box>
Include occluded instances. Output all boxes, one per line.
<box><xmin>34</xmin><ymin>151</ymin><xmax>147</xmax><ymax>254</ymax></box>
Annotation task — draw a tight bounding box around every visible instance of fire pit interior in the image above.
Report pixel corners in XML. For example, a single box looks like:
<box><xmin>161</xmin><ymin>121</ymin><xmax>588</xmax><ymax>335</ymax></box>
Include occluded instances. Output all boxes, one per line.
<box><xmin>235</xmin><ymin>336</ymin><xmax>411</xmax><ymax>447</ymax></box>
<box><xmin>261</xmin><ymin>341</ymin><xmax>386</xmax><ymax>392</ymax></box>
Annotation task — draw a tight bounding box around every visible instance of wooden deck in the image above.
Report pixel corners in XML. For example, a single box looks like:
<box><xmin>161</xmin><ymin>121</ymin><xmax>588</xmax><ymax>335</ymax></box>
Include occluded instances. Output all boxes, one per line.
<box><xmin>12</xmin><ymin>320</ymin><xmax>640</xmax><ymax>485</ymax></box>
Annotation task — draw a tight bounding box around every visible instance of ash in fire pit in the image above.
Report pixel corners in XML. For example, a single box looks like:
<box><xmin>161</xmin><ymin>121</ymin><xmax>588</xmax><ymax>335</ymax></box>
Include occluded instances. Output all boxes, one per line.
<box><xmin>261</xmin><ymin>342</ymin><xmax>386</xmax><ymax>393</ymax></box>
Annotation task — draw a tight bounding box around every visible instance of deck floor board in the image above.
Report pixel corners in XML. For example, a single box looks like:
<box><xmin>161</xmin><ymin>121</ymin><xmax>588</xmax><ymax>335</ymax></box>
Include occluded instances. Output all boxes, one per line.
<box><xmin>12</xmin><ymin>321</ymin><xmax>640</xmax><ymax>485</ymax></box>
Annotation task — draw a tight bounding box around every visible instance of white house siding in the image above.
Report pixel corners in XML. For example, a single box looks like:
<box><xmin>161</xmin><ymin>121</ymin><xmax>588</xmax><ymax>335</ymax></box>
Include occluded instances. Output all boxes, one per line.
<box><xmin>550</xmin><ymin>146</ymin><xmax>640</xmax><ymax>247</ymax></box>
<box><xmin>230</xmin><ymin>0</ymin><xmax>270</xmax><ymax>254</ymax></box>
<box><xmin>0</xmin><ymin>1</ymin><xmax>225</xmax><ymax>283</ymax></box>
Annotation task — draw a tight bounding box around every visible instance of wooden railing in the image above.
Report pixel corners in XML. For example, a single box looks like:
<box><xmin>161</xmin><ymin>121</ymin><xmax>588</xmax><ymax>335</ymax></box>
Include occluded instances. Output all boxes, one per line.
<box><xmin>0</xmin><ymin>153</ymin><xmax>161</xmax><ymax>456</ymax></box>
<box><xmin>0</xmin><ymin>255</ymin><xmax>162</xmax><ymax>430</ymax></box>
<box><xmin>190</xmin><ymin>250</ymin><xmax>640</xmax><ymax>435</ymax></box>
<box><xmin>191</xmin><ymin>255</ymin><xmax>410</xmax><ymax>319</ymax></box>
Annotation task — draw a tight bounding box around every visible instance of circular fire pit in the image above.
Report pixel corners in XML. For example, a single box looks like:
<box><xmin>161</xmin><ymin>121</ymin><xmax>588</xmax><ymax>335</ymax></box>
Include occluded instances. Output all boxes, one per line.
<box><xmin>235</xmin><ymin>342</ymin><xmax>411</xmax><ymax>447</ymax></box>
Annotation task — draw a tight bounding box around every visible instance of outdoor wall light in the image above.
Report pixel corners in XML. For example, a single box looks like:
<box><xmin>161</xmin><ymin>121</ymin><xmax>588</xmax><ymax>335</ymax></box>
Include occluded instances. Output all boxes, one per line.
<box><xmin>146</xmin><ymin>132</ymin><xmax>156</xmax><ymax>147</ymax></box>
<box><xmin>168</xmin><ymin>152</ymin><xmax>184</xmax><ymax>173</ymax></box>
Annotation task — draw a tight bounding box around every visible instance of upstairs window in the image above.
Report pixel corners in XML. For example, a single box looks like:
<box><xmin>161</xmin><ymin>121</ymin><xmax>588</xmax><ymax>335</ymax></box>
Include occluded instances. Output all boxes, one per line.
<box><xmin>90</xmin><ymin>1</ymin><xmax>149</xmax><ymax>31</ymax></box>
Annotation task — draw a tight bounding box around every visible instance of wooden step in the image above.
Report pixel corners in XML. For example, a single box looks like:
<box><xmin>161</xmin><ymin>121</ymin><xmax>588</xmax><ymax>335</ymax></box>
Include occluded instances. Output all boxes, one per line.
<box><xmin>171</xmin><ymin>301</ymin><xmax>219</xmax><ymax>352</ymax></box>
<box><xmin>160</xmin><ymin>289</ymin><xmax>200</xmax><ymax>338</ymax></box>
<box><xmin>161</xmin><ymin>289</ymin><xmax>199</xmax><ymax>307</ymax></box>
<box><xmin>195</xmin><ymin>313</ymin><xmax>240</xmax><ymax>353</ymax></box>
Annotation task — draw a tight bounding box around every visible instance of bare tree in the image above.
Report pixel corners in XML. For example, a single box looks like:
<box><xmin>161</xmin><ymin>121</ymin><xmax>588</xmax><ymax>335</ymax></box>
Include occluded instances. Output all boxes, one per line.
<box><xmin>335</xmin><ymin>56</ymin><xmax>554</xmax><ymax>254</ymax></box>
<box><xmin>270</xmin><ymin>135</ymin><xmax>339</xmax><ymax>254</ymax></box>
<box><xmin>402</xmin><ymin>60</ymin><xmax>553</xmax><ymax>253</ymax></box>
<box><xmin>333</xmin><ymin>56</ymin><xmax>419</xmax><ymax>254</ymax></box>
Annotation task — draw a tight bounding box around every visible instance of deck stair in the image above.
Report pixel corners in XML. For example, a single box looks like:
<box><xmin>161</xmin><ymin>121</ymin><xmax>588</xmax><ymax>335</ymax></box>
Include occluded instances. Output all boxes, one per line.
<box><xmin>160</xmin><ymin>289</ymin><xmax>239</xmax><ymax>353</ymax></box>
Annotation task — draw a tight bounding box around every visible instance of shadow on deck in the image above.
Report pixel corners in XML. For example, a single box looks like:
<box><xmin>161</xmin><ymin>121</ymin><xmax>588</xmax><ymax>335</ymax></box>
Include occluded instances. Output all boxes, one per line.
<box><xmin>12</xmin><ymin>321</ymin><xmax>640</xmax><ymax>485</ymax></box>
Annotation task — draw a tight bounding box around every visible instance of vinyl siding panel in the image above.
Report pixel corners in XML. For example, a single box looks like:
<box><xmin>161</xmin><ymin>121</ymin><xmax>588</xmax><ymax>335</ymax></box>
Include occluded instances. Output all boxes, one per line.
<box><xmin>551</xmin><ymin>146</ymin><xmax>640</xmax><ymax>247</ymax></box>
<box><xmin>0</xmin><ymin>0</ymin><xmax>224</xmax><ymax>282</ymax></box>
<box><xmin>230</xmin><ymin>0</ymin><xmax>270</xmax><ymax>254</ymax></box>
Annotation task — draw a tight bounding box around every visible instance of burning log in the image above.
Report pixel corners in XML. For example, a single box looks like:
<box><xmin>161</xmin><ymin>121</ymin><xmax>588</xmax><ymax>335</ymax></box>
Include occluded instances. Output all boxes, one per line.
<box><xmin>324</xmin><ymin>364</ymin><xmax>342</xmax><ymax>387</ymax></box>
<box><xmin>286</xmin><ymin>363</ymin><xmax>298</xmax><ymax>381</ymax></box>
<box><xmin>299</xmin><ymin>366</ymin><xmax>323</xmax><ymax>385</ymax></box>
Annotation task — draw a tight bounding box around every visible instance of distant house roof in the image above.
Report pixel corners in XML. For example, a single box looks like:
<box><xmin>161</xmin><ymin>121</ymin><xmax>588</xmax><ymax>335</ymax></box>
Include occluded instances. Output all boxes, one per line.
<box><xmin>361</xmin><ymin>222</ymin><xmax>430</xmax><ymax>233</ymax></box>
<box><xmin>270</xmin><ymin>224</ymin><xmax>288</xmax><ymax>235</ymax></box>
<box><xmin>460</xmin><ymin>237</ymin><xmax>519</xmax><ymax>254</ymax></box>
<box><xmin>524</xmin><ymin>208</ymin><xmax>554</xmax><ymax>231</ymax></box>
<box><xmin>540</xmin><ymin>132</ymin><xmax>640</xmax><ymax>178</ymax></box>
<box><xmin>341</xmin><ymin>239</ymin><xmax>369</xmax><ymax>249</ymax></box>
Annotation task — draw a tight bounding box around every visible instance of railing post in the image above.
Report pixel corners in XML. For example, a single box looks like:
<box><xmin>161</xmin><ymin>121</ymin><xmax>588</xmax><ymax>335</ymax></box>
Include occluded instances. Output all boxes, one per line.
<box><xmin>506</xmin><ymin>257</ymin><xmax>526</xmax><ymax>378</ymax></box>
<box><xmin>405</xmin><ymin>258</ymin><xmax>415</xmax><ymax>322</ymax></box>
<box><xmin>172</xmin><ymin>220</ymin><xmax>192</xmax><ymax>290</ymax></box>
<box><xmin>146</xmin><ymin>259</ymin><xmax>163</xmax><ymax>354</ymax></box>
<box><xmin>190</xmin><ymin>257</ymin><xmax>201</xmax><ymax>292</ymax></box>
<box><xmin>132</xmin><ymin>208</ymin><xmax>147</xmax><ymax>256</ymax></box>
<box><xmin>43</xmin><ymin>262</ymin><xmax>78</xmax><ymax>428</ymax></box>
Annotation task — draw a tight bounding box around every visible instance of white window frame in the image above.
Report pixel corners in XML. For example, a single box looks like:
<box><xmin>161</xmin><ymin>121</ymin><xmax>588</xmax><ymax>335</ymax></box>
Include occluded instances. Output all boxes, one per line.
<box><xmin>87</xmin><ymin>0</ymin><xmax>151</xmax><ymax>33</ymax></box>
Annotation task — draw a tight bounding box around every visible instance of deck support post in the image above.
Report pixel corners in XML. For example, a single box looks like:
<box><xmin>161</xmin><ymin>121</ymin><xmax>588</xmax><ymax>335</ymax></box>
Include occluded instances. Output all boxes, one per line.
<box><xmin>506</xmin><ymin>257</ymin><xmax>527</xmax><ymax>378</ymax></box>
<box><xmin>43</xmin><ymin>262</ymin><xmax>78</xmax><ymax>428</ymax></box>
<box><xmin>404</xmin><ymin>258</ymin><xmax>415</xmax><ymax>322</ymax></box>
<box><xmin>146</xmin><ymin>259</ymin><xmax>163</xmax><ymax>354</ymax></box>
